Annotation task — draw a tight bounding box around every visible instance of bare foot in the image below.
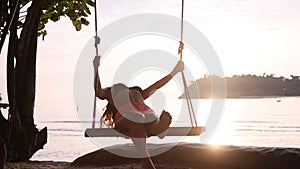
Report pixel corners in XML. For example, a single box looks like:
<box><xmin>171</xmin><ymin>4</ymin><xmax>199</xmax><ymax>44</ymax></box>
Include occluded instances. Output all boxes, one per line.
<box><xmin>139</xmin><ymin>157</ymin><xmax>156</xmax><ymax>169</ymax></box>
<box><xmin>159</xmin><ymin>110</ymin><xmax>172</xmax><ymax>127</ymax></box>
<box><xmin>150</xmin><ymin>110</ymin><xmax>172</xmax><ymax>137</ymax></box>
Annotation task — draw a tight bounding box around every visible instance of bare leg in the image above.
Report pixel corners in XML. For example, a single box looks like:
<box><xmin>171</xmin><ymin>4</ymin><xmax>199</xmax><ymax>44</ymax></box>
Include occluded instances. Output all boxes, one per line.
<box><xmin>116</xmin><ymin>115</ymin><xmax>156</xmax><ymax>169</ymax></box>
<box><xmin>131</xmin><ymin>138</ymin><xmax>155</xmax><ymax>169</ymax></box>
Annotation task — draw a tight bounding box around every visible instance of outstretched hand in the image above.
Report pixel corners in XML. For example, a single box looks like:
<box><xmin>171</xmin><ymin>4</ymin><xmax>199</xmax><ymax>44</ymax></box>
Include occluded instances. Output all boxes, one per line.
<box><xmin>170</xmin><ymin>60</ymin><xmax>184</xmax><ymax>76</ymax></box>
<box><xmin>93</xmin><ymin>56</ymin><xmax>100</xmax><ymax>70</ymax></box>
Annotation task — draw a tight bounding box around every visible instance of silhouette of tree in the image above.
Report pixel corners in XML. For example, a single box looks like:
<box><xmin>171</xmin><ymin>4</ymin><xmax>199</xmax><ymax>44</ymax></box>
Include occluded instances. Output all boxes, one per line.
<box><xmin>0</xmin><ymin>0</ymin><xmax>94</xmax><ymax>162</ymax></box>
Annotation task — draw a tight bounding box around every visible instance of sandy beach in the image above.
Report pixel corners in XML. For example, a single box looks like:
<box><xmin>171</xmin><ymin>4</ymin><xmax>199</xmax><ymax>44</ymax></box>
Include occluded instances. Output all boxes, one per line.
<box><xmin>4</xmin><ymin>161</ymin><xmax>70</xmax><ymax>169</ymax></box>
<box><xmin>70</xmin><ymin>143</ymin><xmax>300</xmax><ymax>169</ymax></box>
<box><xmin>3</xmin><ymin>143</ymin><xmax>300</xmax><ymax>169</ymax></box>
<box><xmin>4</xmin><ymin>161</ymin><xmax>193</xmax><ymax>169</ymax></box>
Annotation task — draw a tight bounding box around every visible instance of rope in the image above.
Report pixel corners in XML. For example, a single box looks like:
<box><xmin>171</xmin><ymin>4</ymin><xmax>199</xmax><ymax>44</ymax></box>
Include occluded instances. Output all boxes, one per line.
<box><xmin>180</xmin><ymin>0</ymin><xmax>184</xmax><ymax>44</ymax></box>
<box><xmin>92</xmin><ymin>0</ymin><xmax>100</xmax><ymax>129</ymax></box>
<box><xmin>178</xmin><ymin>0</ymin><xmax>198</xmax><ymax>127</ymax></box>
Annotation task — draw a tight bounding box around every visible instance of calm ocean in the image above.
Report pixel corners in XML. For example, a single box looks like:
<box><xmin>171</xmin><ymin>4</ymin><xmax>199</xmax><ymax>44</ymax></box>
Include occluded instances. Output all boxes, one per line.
<box><xmin>31</xmin><ymin>97</ymin><xmax>300</xmax><ymax>162</ymax></box>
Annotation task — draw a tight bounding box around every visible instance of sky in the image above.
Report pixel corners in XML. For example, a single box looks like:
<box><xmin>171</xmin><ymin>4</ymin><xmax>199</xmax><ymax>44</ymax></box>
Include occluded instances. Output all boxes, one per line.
<box><xmin>0</xmin><ymin>0</ymin><xmax>300</xmax><ymax>121</ymax></box>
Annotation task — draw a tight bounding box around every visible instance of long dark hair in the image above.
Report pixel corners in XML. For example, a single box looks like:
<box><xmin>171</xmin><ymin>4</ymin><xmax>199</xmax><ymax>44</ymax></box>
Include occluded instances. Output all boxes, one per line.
<box><xmin>100</xmin><ymin>102</ymin><xmax>118</xmax><ymax>127</ymax></box>
<box><xmin>100</xmin><ymin>84</ymin><xmax>143</xmax><ymax>127</ymax></box>
<box><xmin>100</xmin><ymin>83</ymin><xmax>128</xmax><ymax>127</ymax></box>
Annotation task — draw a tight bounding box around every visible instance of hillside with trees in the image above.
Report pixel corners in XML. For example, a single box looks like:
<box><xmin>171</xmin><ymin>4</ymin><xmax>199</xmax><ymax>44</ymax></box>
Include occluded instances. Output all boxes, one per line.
<box><xmin>185</xmin><ymin>74</ymin><xmax>300</xmax><ymax>99</ymax></box>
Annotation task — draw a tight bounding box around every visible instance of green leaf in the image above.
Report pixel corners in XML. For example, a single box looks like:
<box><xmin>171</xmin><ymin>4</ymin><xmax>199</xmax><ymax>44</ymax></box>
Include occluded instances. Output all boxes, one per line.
<box><xmin>56</xmin><ymin>4</ymin><xmax>64</xmax><ymax>12</ymax></box>
<box><xmin>38</xmin><ymin>30</ymin><xmax>48</xmax><ymax>40</ymax></box>
<box><xmin>38</xmin><ymin>23</ymin><xmax>45</xmax><ymax>30</ymax></box>
<box><xmin>50</xmin><ymin>12</ymin><xmax>60</xmax><ymax>22</ymax></box>
<box><xmin>86</xmin><ymin>0</ymin><xmax>95</xmax><ymax>7</ymax></box>
<box><xmin>66</xmin><ymin>10</ymin><xmax>78</xmax><ymax>21</ymax></box>
<box><xmin>20</xmin><ymin>0</ymin><xmax>30</xmax><ymax>6</ymax></box>
<box><xmin>72</xmin><ymin>20</ymin><xmax>81</xmax><ymax>31</ymax></box>
<box><xmin>85</xmin><ymin>7</ymin><xmax>91</xmax><ymax>15</ymax></box>
<box><xmin>42</xmin><ymin>11</ymin><xmax>52</xmax><ymax>18</ymax></box>
<box><xmin>80</xmin><ymin>18</ymin><xmax>89</xmax><ymax>26</ymax></box>
<box><xmin>74</xmin><ymin>3</ymin><xmax>81</xmax><ymax>11</ymax></box>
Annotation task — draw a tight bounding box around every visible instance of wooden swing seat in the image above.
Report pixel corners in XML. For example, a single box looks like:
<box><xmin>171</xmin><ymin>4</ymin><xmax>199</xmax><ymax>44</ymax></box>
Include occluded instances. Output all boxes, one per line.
<box><xmin>85</xmin><ymin>126</ymin><xmax>205</xmax><ymax>137</ymax></box>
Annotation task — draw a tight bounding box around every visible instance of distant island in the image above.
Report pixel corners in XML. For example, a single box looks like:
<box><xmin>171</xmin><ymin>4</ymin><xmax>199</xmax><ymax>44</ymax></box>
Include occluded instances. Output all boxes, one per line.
<box><xmin>183</xmin><ymin>74</ymin><xmax>300</xmax><ymax>99</ymax></box>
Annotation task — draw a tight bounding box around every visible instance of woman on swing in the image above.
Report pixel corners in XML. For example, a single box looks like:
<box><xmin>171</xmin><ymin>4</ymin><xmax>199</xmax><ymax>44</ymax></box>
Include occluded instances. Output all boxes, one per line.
<box><xmin>93</xmin><ymin>56</ymin><xmax>184</xmax><ymax>169</ymax></box>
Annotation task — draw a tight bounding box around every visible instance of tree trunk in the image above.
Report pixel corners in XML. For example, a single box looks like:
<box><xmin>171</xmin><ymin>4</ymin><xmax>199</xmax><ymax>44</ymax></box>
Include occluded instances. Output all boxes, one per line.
<box><xmin>16</xmin><ymin>0</ymin><xmax>43</xmax><ymax>128</ymax></box>
<box><xmin>3</xmin><ymin>0</ymin><xmax>47</xmax><ymax>162</ymax></box>
<box><xmin>0</xmin><ymin>136</ymin><xmax>5</xmax><ymax>169</ymax></box>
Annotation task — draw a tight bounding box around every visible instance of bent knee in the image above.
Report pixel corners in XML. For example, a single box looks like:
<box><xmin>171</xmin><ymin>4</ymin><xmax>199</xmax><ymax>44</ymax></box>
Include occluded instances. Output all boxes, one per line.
<box><xmin>144</xmin><ymin>113</ymin><xmax>158</xmax><ymax>123</ymax></box>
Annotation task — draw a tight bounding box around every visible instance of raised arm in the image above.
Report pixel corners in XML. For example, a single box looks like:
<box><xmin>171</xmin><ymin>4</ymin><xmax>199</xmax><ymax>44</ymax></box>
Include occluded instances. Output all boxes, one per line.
<box><xmin>142</xmin><ymin>61</ymin><xmax>184</xmax><ymax>99</ymax></box>
<box><xmin>93</xmin><ymin>56</ymin><xmax>109</xmax><ymax>100</ymax></box>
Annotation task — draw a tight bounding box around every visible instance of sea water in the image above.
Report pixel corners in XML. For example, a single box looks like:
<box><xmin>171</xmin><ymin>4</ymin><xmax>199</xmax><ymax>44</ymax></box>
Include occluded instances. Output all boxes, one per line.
<box><xmin>31</xmin><ymin>97</ymin><xmax>300</xmax><ymax>162</ymax></box>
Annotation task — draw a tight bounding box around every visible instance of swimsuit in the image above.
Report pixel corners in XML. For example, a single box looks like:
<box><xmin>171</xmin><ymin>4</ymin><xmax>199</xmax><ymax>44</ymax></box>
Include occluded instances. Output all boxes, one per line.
<box><xmin>115</xmin><ymin>102</ymin><xmax>153</xmax><ymax>123</ymax></box>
